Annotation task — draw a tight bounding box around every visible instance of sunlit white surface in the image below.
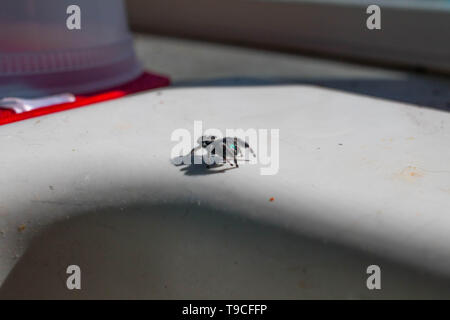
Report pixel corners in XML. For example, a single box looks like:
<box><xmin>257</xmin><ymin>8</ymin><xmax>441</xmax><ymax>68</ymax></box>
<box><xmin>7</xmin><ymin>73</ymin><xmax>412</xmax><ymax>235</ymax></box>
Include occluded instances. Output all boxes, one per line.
<box><xmin>0</xmin><ymin>86</ymin><xmax>449</xmax><ymax>298</ymax></box>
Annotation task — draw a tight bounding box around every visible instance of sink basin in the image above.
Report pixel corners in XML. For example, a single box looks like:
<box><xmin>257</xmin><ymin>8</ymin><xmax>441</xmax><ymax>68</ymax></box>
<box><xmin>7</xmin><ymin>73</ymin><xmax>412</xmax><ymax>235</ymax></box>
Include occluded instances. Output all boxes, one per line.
<box><xmin>1</xmin><ymin>86</ymin><xmax>450</xmax><ymax>299</ymax></box>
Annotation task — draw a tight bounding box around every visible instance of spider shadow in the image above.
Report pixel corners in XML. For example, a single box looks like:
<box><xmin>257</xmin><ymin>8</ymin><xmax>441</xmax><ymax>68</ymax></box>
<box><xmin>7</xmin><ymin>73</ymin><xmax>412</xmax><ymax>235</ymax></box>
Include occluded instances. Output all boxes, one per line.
<box><xmin>171</xmin><ymin>155</ymin><xmax>237</xmax><ymax>176</ymax></box>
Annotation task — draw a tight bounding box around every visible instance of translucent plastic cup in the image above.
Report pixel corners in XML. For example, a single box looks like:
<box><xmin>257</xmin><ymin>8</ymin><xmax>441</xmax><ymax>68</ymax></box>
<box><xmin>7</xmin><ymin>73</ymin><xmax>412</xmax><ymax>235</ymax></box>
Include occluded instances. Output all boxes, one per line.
<box><xmin>0</xmin><ymin>0</ymin><xmax>141</xmax><ymax>98</ymax></box>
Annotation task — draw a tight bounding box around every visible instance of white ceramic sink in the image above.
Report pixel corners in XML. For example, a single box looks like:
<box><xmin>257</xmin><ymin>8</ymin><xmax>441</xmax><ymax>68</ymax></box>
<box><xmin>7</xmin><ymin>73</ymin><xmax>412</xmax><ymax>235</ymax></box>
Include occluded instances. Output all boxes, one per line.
<box><xmin>0</xmin><ymin>86</ymin><xmax>450</xmax><ymax>299</ymax></box>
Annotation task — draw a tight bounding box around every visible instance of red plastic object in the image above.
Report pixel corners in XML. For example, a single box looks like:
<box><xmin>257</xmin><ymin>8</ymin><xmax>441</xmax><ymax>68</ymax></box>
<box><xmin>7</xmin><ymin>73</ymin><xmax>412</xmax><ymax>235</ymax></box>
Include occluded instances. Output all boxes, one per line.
<box><xmin>0</xmin><ymin>72</ymin><xmax>170</xmax><ymax>126</ymax></box>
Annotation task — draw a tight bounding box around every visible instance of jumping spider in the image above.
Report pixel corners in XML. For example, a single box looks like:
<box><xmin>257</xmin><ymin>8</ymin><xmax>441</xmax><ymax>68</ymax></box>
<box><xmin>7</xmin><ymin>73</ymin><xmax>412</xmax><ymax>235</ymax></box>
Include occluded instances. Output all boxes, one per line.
<box><xmin>190</xmin><ymin>135</ymin><xmax>256</xmax><ymax>169</ymax></box>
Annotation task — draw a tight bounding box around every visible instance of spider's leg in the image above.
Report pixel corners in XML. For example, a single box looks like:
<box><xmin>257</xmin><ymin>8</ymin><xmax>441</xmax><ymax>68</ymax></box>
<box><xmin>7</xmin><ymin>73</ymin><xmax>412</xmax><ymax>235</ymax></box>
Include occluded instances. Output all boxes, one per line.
<box><xmin>233</xmin><ymin>137</ymin><xmax>239</xmax><ymax>168</ymax></box>
<box><xmin>204</xmin><ymin>144</ymin><xmax>216</xmax><ymax>166</ymax></box>
<box><xmin>190</xmin><ymin>145</ymin><xmax>202</xmax><ymax>154</ymax></box>
<box><xmin>223</xmin><ymin>142</ymin><xmax>238</xmax><ymax>168</ymax></box>
<box><xmin>223</xmin><ymin>141</ymin><xmax>227</xmax><ymax>165</ymax></box>
<box><xmin>224</xmin><ymin>158</ymin><xmax>240</xmax><ymax>169</ymax></box>
<box><xmin>184</xmin><ymin>145</ymin><xmax>203</xmax><ymax>165</ymax></box>
<box><xmin>234</xmin><ymin>137</ymin><xmax>256</xmax><ymax>158</ymax></box>
<box><xmin>244</xmin><ymin>142</ymin><xmax>257</xmax><ymax>158</ymax></box>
